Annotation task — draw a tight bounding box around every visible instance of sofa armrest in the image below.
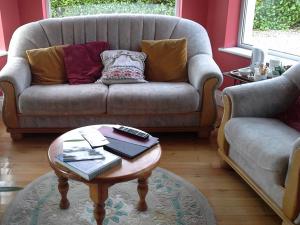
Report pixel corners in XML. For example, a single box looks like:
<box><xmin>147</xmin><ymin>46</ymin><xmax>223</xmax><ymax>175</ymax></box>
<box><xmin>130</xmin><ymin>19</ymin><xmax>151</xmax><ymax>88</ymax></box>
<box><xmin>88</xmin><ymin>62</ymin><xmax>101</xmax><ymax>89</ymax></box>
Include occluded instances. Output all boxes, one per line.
<box><xmin>188</xmin><ymin>54</ymin><xmax>223</xmax><ymax>136</ymax></box>
<box><xmin>188</xmin><ymin>54</ymin><xmax>223</xmax><ymax>91</ymax></box>
<box><xmin>0</xmin><ymin>57</ymin><xmax>31</xmax><ymax>129</ymax></box>
<box><xmin>223</xmin><ymin>75</ymin><xmax>299</xmax><ymax>118</ymax></box>
<box><xmin>0</xmin><ymin>57</ymin><xmax>31</xmax><ymax>96</ymax></box>
<box><xmin>283</xmin><ymin>138</ymin><xmax>300</xmax><ymax>220</ymax></box>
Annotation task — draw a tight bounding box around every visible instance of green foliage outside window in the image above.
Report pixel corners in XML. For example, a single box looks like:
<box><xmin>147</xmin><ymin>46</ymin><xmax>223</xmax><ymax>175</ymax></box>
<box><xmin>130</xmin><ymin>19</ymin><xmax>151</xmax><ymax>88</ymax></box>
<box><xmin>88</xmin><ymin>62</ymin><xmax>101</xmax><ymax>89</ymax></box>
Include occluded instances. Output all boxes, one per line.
<box><xmin>254</xmin><ymin>0</ymin><xmax>300</xmax><ymax>30</ymax></box>
<box><xmin>50</xmin><ymin>0</ymin><xmax>176</xmax><ymax>17</ymax></box>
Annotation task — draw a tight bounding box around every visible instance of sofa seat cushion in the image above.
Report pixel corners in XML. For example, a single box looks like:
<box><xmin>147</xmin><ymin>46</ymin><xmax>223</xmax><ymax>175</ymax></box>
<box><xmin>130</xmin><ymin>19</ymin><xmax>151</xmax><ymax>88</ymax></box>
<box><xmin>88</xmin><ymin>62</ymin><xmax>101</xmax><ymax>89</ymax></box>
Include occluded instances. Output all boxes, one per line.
<box><xmin>107</xmin><ymin>82</ymin><xmax>199</xmax><ymax>115</ymax></box>
<box><xmin>18</xmin><ymin>84</ymin><xmax>108</xmax><ymax>115</ymax></box>
<box><xmin>225</xmin><ymin>117</ymin><xmax>300</xmax><ymax>174</ymax></box>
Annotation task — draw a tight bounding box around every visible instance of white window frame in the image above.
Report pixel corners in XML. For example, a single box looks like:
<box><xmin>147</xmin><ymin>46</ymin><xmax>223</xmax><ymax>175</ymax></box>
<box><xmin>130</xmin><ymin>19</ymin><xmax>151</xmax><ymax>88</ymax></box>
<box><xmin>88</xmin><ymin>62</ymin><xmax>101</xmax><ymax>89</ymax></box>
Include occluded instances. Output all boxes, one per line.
<box><xmin>47</xmin><ymin>0</ymin><xmax>180</xmax><ymax>18</ymax></box>
<box><xmin>238</xmin><ymin>0</ymin><xmax>300</xmax><ymax>61</ymax></box>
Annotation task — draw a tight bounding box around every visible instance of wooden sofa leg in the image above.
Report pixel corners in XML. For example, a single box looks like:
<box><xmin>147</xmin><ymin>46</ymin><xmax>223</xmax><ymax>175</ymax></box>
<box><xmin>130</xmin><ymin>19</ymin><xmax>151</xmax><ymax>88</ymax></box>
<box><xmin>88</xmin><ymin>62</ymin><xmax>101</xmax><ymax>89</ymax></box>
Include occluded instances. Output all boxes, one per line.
<box><xmin>197</xmin><ymin>127</ymin><xmax>214</xmax><ymax>138</ymax></box>
<box><xmin>10</xmin><ymin>132</ymin><xmax>23</xmax><ymax>141</ymax></box>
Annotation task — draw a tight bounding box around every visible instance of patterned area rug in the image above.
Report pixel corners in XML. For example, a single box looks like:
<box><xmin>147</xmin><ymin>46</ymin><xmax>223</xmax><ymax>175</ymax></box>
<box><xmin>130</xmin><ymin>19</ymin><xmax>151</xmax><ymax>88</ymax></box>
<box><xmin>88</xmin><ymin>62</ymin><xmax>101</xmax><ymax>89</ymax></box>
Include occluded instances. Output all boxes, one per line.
<box><xmin>1</xmin><ymin>167</ymin><xmax>216</xmax><ymax>225</ymax></box>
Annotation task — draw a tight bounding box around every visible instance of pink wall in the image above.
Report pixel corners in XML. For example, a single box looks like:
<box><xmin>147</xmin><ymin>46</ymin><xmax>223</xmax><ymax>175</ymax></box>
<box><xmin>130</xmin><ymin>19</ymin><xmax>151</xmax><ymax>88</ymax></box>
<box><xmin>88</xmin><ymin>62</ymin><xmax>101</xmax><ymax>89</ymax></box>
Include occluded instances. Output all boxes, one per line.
<box><xmin>18</xmin><ymin>0</ymin><xmax>45</xmax><ymax>26</ymax></box>
<box><xmin>0</xmin><ymin>14</ymin><xmax>5</xmax><ymax>49</ymax></box>
<box><xmin>0</xmin><ymin>0</ymin><xmax>20</xmax><ymax>50</ymax></box>
<box><xmin>0</xmin><ymin>55</ymin><xmax>6</xmax><ymax>72</ymax></box>
<box><xmin>208</xmin><ymin>0</ymin><xmax>250</xmax><ymax>88</ymax></box>
<box><xmin>181</xmin><ymin>0</ymin><xmax>208</xmax><ymax>28</ymax></box>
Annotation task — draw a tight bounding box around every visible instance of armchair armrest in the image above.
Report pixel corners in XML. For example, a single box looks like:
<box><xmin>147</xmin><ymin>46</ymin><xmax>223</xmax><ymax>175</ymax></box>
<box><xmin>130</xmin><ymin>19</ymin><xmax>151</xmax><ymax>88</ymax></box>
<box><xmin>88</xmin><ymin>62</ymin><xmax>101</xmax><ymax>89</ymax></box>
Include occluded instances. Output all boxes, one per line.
<box><xmin>188</xmin><ymin>54</ymin><xmax>223</xmax><ymax>91</ymax></box>
<box><xmin>223</xmin><ymin>75</ymin><xmax>299</xmax><ymax>118</ymax></box>
<box><xmin>283</xmin><ymin>138</ymin><xmax>300</xmax><ymax>220</ymax></box>
<box><xmin>0</xmin><ymin>56</ymin><xmax>31</xmax><ymax>96</ymax></box>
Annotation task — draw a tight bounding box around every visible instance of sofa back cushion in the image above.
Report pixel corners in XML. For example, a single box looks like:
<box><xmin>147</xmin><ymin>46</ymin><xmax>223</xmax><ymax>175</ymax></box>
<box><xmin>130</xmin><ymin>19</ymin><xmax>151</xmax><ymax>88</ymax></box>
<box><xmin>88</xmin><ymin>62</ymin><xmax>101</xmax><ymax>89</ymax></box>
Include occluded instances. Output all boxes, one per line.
<box><xmin>8</xmin><ymin>15</ymin><xmax>212</xmax><ymax>61</ymax></box>
<box><xmin>26</xmin><ymin>46</ymin><xmax>67</xmax><ymax>85</ymax></box>
<box><xmin>63</xmin><ymin>41</ymin><xmax>109</xmax><ymax>84</ymax></box>
<box><xmin>98</xmin><ymin>50</ymin><xmax>147</xmax><ymax>85</ymax></box>
<box><xmin>141</xmin><ymin>38</ymin><xmax>187</xmax><ymax>82</ymax></box>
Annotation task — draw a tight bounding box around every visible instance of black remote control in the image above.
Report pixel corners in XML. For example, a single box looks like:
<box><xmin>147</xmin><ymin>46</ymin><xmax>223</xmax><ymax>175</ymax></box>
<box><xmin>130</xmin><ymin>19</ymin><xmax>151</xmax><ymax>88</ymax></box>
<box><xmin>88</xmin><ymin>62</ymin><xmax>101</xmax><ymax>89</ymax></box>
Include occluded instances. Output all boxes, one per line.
<box><xmin>113</xmin><ymin>126</ymin><xmax>149</xmax><ymax>139</ymax></box>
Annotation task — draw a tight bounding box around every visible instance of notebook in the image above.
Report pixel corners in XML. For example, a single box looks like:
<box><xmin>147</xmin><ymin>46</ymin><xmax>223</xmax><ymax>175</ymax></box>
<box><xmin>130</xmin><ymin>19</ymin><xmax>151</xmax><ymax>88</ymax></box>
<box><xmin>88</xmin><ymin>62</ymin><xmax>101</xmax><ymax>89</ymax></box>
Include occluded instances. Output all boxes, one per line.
<box><xmin>103</xmin><ymin>136</ymin><xmax>159</xmax><ymax>159</ymax></box>
<box><xmin>98</xmin><ymin>126</ymin><xmax>159</xmax><ymax>148</ymax></box>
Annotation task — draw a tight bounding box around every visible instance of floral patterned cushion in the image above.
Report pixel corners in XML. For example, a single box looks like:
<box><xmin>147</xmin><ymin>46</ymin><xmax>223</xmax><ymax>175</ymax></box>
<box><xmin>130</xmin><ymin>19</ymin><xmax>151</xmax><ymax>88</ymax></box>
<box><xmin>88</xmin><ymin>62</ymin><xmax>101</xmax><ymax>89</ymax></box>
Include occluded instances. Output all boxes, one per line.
<box><xmin>97</xmin><ymin>50</ymin><xmax>147</xmax><ymax>85</ymax></box>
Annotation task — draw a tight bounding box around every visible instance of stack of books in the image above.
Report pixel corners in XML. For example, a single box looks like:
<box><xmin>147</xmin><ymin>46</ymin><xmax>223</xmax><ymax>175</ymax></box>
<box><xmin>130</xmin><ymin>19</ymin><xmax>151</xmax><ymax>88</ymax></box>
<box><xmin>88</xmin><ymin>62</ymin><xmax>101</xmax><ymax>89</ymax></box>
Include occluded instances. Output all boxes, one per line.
<box><xmin>55</xmin><ymin>129</ymin><xmax>121</xmax><ymax>181</ymax></box>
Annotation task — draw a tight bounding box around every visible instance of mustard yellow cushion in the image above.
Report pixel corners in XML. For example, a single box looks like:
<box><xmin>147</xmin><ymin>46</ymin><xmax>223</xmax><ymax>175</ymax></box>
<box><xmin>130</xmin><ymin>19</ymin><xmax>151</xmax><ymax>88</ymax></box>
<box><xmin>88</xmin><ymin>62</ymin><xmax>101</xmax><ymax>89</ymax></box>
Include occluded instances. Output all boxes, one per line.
<box><xmin>141</xmin><ymin>38</ymin><xmax>188</xmax><ymax>82</ymax></box>
<box><xmin>26</xmin><ymin>46</ymin><xmax>67</xmax><ymax>85</ymax></box>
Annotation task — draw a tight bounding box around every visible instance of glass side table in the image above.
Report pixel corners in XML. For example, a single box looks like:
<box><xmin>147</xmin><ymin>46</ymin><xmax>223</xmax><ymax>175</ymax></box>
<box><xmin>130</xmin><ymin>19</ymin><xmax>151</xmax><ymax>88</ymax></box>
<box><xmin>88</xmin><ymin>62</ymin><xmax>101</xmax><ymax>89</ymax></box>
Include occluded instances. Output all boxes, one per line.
<box><xmin>223</xmin><ymin>70</ymin><xmax>254</xmax><ymax>85</ymax></box>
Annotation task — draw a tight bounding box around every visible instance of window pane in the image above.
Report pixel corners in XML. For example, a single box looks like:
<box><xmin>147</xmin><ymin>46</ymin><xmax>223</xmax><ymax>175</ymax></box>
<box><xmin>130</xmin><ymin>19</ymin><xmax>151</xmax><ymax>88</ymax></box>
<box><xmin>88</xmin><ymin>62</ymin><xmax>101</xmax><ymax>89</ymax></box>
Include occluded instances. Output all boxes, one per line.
<box><xmin>50</xmin><ymin>0</ymin><xmax>176</xmax><ymax>17</ymax></box>
<box><xmin>241</xmin><ymin>0</ymin><xmax>300</xmax><ymax>57</ymax></box>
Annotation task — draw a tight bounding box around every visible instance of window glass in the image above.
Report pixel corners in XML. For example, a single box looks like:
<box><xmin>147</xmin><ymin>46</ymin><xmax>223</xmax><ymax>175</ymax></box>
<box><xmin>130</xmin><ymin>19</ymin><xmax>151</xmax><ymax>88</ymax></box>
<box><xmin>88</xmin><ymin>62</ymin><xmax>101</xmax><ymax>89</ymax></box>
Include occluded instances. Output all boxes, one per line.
<box><xmin>49</xmin><ymin>0</ymin><xmax>177</xmax><ymax>17</ymax></box>
<box><xmin>239</xmin><ymin>0</ymin><xmax>300</xmax><ymax>58</ymax></box>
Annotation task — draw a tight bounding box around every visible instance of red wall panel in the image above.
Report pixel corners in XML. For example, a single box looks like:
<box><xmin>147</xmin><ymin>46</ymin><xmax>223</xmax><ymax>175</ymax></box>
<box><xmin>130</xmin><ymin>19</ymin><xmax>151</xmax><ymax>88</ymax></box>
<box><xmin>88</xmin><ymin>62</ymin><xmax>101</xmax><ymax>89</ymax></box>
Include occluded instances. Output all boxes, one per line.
<box><xmin>181</xmin><ymin>0</ymin><xmax>208</xmax><ymax>28</ymax></box>
<box><xmin>206</xmin><ymin>0</ymin><xmax>250</xmax><ymax>89</ymax></box>
<box><xmin>0</xmin><ymin>0</ymin><xmax>20</xmax><ymax>49</ymax></box>
<box><xmin>18</xmin><ymin>0</ymin><xmax>45</xmax><ymax>25</ymax></box>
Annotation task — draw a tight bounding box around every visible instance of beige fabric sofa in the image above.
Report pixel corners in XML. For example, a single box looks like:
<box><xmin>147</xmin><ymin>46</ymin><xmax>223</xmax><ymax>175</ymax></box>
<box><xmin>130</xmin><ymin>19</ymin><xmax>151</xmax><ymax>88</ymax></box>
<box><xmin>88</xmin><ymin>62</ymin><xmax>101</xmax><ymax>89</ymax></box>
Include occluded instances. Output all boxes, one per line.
<box><xmin>0</xmin><ymin>14</ymin><xmax>223</xmax><ymax>140</ymax></box>
<box><xmin>218</xmin><ymin>62</ymin><xmax>300</xmax><ymax>225</ymax></box>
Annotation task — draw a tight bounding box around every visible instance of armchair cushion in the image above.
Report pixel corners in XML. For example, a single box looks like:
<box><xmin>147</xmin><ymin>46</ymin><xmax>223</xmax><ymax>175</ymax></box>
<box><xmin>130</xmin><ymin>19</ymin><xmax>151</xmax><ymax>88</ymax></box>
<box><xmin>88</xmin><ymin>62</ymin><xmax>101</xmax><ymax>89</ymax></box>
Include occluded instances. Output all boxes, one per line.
<box><xmin>225</xmin><ymin>117</ymin><xmax>300</xmax><ymax>206</ymax></box>
<box><xmin>225</xmin><ymin>117</ymin><xmax>299</xmax><ymax>173</ymax></box>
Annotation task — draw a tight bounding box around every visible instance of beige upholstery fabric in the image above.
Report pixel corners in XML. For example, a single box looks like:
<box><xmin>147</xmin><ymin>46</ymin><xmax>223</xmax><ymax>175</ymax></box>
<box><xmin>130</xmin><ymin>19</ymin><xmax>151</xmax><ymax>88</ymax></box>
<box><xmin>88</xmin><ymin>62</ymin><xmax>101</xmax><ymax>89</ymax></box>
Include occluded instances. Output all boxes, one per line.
<box><xmin>8</xmin><ymin>15</ymin><xmax>212</xmax><ymax>60</ymax></box>
<box><xmin>221</xmin><ymin>62</ymin><xmax>300</xmax><ymax>224</ymax></box>
<box><xmin>107</xmin><ymin>82</ymin><xmax>200</xmax><ymax>115</ymax></box>
<box><xmin>19</xmin><ymin>114</ymin><xmax>200</xmax><ymax>128</ymax></box>
<box><xmin>18</xmin><ymin>84</ymin><xmax>108</xmax><ymax>115</ymax></box>
<box><xmin>224</xmin><ymin>117</ymin><xmax>300</xmax><ymax>207</ymax></box>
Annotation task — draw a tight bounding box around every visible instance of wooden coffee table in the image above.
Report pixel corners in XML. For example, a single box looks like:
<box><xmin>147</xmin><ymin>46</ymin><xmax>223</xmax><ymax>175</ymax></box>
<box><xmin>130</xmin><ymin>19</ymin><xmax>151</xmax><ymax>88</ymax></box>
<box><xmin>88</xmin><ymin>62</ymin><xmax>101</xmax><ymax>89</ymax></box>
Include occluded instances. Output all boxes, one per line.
<box><xmin>48</xmin><ymin>125</ymin><xmax>161</xmax><ymax>225</ymax></box>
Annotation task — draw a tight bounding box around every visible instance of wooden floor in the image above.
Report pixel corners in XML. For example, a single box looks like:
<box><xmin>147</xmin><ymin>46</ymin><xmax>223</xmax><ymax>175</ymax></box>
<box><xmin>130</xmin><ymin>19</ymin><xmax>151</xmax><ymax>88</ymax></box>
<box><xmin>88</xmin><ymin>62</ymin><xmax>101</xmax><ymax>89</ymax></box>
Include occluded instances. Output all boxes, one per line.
<box><xmin>0</xmin><ymin>120</ymin><xmax>281</xmax><ymax>224</ymax></box>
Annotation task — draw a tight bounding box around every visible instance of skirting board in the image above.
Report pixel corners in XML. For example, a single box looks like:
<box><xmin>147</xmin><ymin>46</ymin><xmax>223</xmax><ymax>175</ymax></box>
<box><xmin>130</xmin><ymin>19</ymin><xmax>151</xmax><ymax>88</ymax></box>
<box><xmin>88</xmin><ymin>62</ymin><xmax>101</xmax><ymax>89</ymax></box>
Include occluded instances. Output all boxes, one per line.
<box><xmin>215</xmin><ymin>89</ymin><xmax>223</xmax><ymax>107</ymax></box>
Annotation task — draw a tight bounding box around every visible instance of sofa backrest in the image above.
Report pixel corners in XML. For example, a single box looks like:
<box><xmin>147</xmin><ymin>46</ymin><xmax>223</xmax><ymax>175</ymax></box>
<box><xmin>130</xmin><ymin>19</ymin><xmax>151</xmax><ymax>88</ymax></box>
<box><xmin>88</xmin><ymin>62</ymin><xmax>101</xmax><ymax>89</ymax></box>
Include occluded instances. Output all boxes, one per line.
<box><xmin>8</xmin><ymin>14</ymin><xmax>212</xmax><ymax>60</ymax></box>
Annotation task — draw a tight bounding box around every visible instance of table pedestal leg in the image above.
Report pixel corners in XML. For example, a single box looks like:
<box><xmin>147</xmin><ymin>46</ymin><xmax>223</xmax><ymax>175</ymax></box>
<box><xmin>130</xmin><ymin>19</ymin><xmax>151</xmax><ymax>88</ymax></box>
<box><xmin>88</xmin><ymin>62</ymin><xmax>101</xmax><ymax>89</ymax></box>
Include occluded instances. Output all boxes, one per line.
<box><xmin>89</xmin><ymin>183</ymin><xmax>109</xmax><ymax>225</ymax></box>
<box><xmin>56</xmin><ymin>172</ymin><xmax>70</xmax><ymax>209</ymax></box>
<box><xmin>137</xmin><ymin>172</ymin><xmax>151</xmax><ymax>211</ymax></box>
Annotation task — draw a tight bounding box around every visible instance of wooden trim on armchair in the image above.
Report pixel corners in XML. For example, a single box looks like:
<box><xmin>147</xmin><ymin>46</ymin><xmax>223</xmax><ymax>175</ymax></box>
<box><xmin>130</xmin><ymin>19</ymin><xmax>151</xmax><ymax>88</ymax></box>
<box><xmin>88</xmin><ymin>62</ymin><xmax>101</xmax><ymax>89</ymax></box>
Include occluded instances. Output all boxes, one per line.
<box><xmin>0</xmin><ymin>81</ymin><xmax>19</xmax><ymax>128</ymax></box>
<box><xmin>283</xmin><ymin>148</ymin><xmax>300</xmax><ymax>221</ymax></box>
<box><xmin>217</xmin><ymin>94</ymin><xmax>231</xmax><ymax>156</ymax></box>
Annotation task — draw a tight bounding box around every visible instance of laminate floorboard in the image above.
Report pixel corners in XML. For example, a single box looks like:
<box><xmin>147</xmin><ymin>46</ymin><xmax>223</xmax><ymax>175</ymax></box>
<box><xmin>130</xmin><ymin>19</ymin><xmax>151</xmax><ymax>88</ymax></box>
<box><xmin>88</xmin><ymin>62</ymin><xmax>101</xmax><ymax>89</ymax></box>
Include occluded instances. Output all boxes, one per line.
<box><xmin>0</xmin><ymin>117</ymin><xmax>281</xmax><ymax>224</ymax></box>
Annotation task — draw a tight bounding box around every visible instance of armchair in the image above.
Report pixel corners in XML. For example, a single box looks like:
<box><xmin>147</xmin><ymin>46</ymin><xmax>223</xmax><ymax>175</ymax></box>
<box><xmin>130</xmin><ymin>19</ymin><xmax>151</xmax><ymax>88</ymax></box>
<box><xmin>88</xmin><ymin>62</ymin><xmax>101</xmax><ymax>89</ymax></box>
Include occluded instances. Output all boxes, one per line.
<box><xmin>218</xmin><ymin>62</ymin><xmax>300</xmax><ymax>225</ymax></box>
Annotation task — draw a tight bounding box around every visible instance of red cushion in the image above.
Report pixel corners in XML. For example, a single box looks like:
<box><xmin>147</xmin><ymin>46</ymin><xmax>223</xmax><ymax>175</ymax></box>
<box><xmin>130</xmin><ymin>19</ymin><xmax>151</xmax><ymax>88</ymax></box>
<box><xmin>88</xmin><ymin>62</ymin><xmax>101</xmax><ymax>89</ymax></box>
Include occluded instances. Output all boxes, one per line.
<box><xmin>63</xmin><ymin>41</ymin><xmax>109</xmax><ymax>84</ymax></box>
<box><xmin>278</xmin><ymin>96</ymin><xmax>300</xmax><ymax>132</ymax></box>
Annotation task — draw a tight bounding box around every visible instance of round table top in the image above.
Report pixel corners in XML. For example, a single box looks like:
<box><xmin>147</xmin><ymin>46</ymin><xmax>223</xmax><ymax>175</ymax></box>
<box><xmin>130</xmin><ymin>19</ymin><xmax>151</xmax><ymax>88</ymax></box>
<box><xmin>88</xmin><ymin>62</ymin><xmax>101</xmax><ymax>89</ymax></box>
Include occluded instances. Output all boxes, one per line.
<box><xmin>48</xmin><ymin>125</ymin><xmax>161</xmax><ymax>184</ymax></box>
